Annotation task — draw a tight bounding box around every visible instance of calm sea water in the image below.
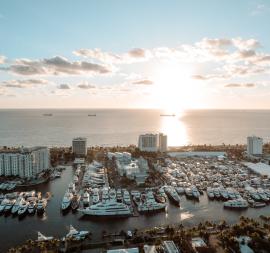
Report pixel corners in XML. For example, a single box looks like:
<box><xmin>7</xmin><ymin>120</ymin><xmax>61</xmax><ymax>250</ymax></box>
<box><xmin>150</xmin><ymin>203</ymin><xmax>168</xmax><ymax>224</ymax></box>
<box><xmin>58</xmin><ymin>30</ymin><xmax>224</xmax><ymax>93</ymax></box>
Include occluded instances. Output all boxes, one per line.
<box><xmin>1</xmin><ymin>109</ymin><xmax>270</xmax><ymax>147</ymax></box>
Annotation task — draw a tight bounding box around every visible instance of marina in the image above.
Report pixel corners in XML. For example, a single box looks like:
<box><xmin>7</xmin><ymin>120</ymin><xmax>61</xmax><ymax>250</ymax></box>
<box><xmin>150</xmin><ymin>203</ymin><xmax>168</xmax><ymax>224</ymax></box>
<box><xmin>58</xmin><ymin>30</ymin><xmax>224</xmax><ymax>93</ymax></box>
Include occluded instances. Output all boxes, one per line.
<box><xmin>2</xmin><ymin>152</ymin><xmax>270</xmax><ymax>252</ymax></box>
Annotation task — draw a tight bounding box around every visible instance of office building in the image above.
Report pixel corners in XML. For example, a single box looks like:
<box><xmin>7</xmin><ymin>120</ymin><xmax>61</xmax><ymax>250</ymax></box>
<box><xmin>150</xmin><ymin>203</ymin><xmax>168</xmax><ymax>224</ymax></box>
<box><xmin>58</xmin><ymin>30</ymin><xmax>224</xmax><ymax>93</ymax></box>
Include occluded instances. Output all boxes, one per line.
<box><xmin>247</xmin><ymin>136</ymin><xmax>263</xmax><ymax>155</ymax></box>
<box><xmin>72</xmin><ymin>137</ymin><xmax>87</xmax><ymax>156</ymax></box>
<box><xmin>0</xmin><ymin>146</ymin><xmax>50</xmax><ymax>179</ymax></box>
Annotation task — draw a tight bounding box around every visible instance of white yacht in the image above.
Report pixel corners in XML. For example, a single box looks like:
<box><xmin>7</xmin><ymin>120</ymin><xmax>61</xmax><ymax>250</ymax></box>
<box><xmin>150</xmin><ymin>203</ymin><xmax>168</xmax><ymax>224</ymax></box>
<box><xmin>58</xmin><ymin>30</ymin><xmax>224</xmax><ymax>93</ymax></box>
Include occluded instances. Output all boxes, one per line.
<box><xmin>82</xmin><ymin>192</ymin><xmax>90</xmax><ymax>206</ymax></box>
<box><xmin>4</xmin><ymin>199</ymin><xmax>15</xmax><ymax>214</ymax></box>
<box><xmin>175</xmin><ymin>187</ymin><xmax>185</xmax><ymax>195</ymax></box>
<box><xmin>28</xmin><ymin>201</ymin><xmax>37</xmax><ymax>214</ymax></box>
<box><xmin>138</xmin><ymin>191</ymin><xmax>166</xmax><ymax>213</ymax></box>
<box><xmin>131</xmin><ymin>190</ymin><xmax>141</xmax><ymax>205</ymax></box>
<box><xmin>116</xmin><ymin>189</ymin><xmax>123</xmax><ymax>202</ymax></box>
<box><xmin>63</xmin><ymin>225</ymin><xmax>89</xmax><ymax>241</ymax></box>
<box><xmin>79</xmin><ymin>199</ymin><xmax>132</xmax><ymax>217</ymax></box>
<box><xmin>184</xmin><ymin>187</ymin><xmax>193</xmax><ymax>199</ymax></box>
<box><xmin>219</xmin><ymin>188</ymin><xmax>229</xmax><ymax>200</ymax></box>
<box><xmin>11</xmin><ymin>198</ymin><xmax>23</xmax><ymax>215</ymax></box>
<box><xmin>18</xmin><ymin>200</ymin><xmax>29</xmax><ymax>217</ymax></box>
<box><xmin>165</xmin><ymin>187</ymin><xmax>180</xmax><ymax>206</ymax></box>
<box><xmin>109</xmin><ymin>189</ymin><xmax>117</xmax><ymax>200</ymax></box>
<box><xmin>61</xmin><ymin>191</ymin><xmax>73</xmax><ymax>211</ymax></box>
<box><xmin>0</xmin><ymin>199</ymin><xmax>9</xmax><ymax>214</ymax></box>
<box><xmin>123</xmin><ymin>190</ymin><xmax>131</xmax><ymax>205</ymax></box>
<box><xmin>37</xmin><ymin>232</ymin><xmax>53</xmax><ymax>242</ymax></box>
<box><xmin>68</xmin><ymin>182</ymin><xmax>76</xmax><ymax>192</ymax></box>
<box><xmin>92</xmin><ymin>189</ymin><xmax>100</xmax><ymax>204</ymax></box>
<box><xmin>224</xmin><ymin>199</ymin><xmax>248</xmax><ymax>209</ymax></box>
<box><xmin>191</xmin><ymin>186</ymin><xmax>200</xmax><ymax>200</ymax></box>
<box><xmin>206</xmin><ymin>187</ymin><xmax>215</xmax><ymax>199</ymax></box>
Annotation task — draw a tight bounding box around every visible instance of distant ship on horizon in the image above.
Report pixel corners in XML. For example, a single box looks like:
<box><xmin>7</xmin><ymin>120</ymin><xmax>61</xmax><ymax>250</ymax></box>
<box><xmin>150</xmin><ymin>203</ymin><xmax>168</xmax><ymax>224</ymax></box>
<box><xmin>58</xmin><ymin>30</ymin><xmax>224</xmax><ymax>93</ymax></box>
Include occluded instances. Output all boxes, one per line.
<box><xmin>43</xmin><ymin>113</ymin><xmax>53</xmax><ymax>116</ymax></box>
<box><xmin>88</xmin><ymin>114</ymin><xmax>96</xmax><ymax>117</ymax></box>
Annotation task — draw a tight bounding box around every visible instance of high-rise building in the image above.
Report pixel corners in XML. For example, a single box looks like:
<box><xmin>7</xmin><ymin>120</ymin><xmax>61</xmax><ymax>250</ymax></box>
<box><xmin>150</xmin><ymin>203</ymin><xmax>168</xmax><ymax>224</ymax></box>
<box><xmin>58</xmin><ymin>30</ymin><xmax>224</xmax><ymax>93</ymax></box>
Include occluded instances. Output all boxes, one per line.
<box><xmin>72</xmin><ymin>137</ymin><xmax>87</xmax><ymax>156</ymax></box>
<box><xmin>247</xmin><ymin>136</ymin><xmax>263</xmax><ymax>155</ymax></box>
<box><xmin>138</xmin><ymin>133</ymin><xmax>167</xmax><ymax>152</ymax></box>
<box><xmin>0</xmin><ymin>146</ymin><xmax>50</xmax><ymax>179</ymax></box>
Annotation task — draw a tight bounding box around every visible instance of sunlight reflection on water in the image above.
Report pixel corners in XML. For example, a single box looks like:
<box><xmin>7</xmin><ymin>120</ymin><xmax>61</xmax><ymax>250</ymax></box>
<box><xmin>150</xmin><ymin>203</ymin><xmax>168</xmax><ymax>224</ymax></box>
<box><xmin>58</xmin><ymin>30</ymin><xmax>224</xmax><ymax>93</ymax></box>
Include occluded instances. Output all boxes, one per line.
<box><xmin>160</xmin><ymin>111</ymin><xmax>189</xmax><ymax>146</ymax></box>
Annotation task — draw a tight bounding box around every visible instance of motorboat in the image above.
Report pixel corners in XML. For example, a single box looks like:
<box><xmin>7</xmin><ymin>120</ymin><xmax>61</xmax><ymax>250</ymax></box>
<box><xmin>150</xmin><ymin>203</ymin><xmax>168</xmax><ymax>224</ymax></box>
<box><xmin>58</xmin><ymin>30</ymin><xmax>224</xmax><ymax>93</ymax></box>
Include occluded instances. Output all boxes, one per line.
<box><xmin>63</xmin><ymin>225</ymin><xmax>89</xmax><ymax>241</ymax></box>
<box><xmin>37</xmin><ymin>232</ymin><xmax>54</xmax><ymax>242</ymax></box>
<box><xmin>18</xmin><ymin>200</ymin><xmax>29</xmax><ymax>218</ymax></box>
<box><xmin>4</xmin><ymin>199</ymin><xmax>15</xmax><ymax>214</ymax></box>
<box><xmin>206</xmin><ymin>187</ymin><xmax>215</xmax><ymax>199</ymax></box>
<box><xmin>28</xmin><ymin>201</ymin><xmax>37</xmax><ymax>215</ymax></box>
<box><xmin>191</xmin><ymin>186</ymin><xmax>200</xmax><ymax>200</ymax></box>
<box><xmin>61</xmin><ymin>191</ymin><xmax>73</xmax><ymax>211</ymax></box>
<box><xmin>37</xmin><ymin>199</ymin><xmax>47</xmax><ymax>215</ymax></box>
<box><xmin>71</xmin><ymin>193</ymin><xmax>81</xmax><ymax>211</ymax></box>
<box><xmin>11</xmin><ymin>198</ymin><xmax>23</xmax><ymax>215</ymax></box>
<box><xmin>123</xmin><ymin>190</ymin><xmax>131</xmax><ymax>205</ymax></box>
<box><xmin>224</xmin><ymin>199</ymin><xmax>248</xmax><ymax>209</ymax></box>
<box><xmin>0</xmin><ymin>199</ymin><xmax>9</xmax><ymax>214</ymax></box>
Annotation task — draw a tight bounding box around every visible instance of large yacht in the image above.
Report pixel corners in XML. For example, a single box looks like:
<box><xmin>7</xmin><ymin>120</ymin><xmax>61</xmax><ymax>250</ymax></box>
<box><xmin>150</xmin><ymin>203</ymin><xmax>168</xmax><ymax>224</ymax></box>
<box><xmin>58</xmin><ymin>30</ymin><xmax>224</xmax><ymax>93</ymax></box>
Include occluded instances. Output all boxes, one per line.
<box><xmin>61</xmin><ymin>191</ymin><xmax>73</xmax><ymax>211</ymax></box>
<box><xmin>165</xmin><ymin>187</ymin><xmax>180</xmax><ymax>206</ymax></box>
<box><xmin>79</xmin><ymin>199</ymin><xmax>132</xmax><ymax>217</ymax></box>
<box><xmin>224</xmin><ymin>199</ymin><xmax>248</xmax><ymax>209</ymax></box>
<box><xmin>138</xmin><ymin>191</ymin><xmax>166</xmax><ymax>213</ymax></box>
<box><xmin>92</xmin><ymin>189</ymin><xmax>99</xmax><ymax>204</ymax></box>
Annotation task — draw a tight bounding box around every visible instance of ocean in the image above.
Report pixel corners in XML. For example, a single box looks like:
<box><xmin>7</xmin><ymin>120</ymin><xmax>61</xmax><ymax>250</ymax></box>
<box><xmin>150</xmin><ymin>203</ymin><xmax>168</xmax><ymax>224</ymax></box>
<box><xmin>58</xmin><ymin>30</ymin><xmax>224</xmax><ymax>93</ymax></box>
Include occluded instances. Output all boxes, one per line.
<box><xmin>1</xmin><ymin>109</ymin><xmax>270</xmax><ymax>147</ymax></box>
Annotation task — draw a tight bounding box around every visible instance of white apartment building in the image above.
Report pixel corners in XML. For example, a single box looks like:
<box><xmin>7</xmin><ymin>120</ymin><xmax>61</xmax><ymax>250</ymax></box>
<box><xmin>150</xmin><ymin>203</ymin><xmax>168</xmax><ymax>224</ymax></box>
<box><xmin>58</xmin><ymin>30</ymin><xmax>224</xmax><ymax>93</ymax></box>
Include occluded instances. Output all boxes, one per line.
<box><xmin>72</xmin><ymin>137</ymin><xmax>87</xmax><ymax>156</ymax></box>
<box><xmin>247</xmin><ymin>136</ymin><xmax>263</xmax><ymax>155</ymax></box>
<box><xmin>138</xmin><ymin>133</ymin><xmax>168</xmax><ymax>152</ymax></box>
<box><xmin>0</xmin><ymin>146</ymin><xmax>50</xmax><ymax>179</ymax></box>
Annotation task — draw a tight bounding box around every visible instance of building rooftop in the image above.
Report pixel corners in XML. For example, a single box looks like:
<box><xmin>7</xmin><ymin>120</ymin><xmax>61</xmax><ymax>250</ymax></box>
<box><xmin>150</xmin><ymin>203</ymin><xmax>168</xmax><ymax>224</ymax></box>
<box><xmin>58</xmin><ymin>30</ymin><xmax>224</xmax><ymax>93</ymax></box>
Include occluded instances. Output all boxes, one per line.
<box><xmin>191</xmin><ymin>237</ymin><xmax>207</xmax><ymax>248</ymax></box>
<box><xmin>163</xmin><ymin>240</ymin><xmax>179</xmax><ymax>253</ymax></box>
<box><xmin>243</xmin><ymin>162</ymin><xmax>270</xmax><ymax>177</ymax></box>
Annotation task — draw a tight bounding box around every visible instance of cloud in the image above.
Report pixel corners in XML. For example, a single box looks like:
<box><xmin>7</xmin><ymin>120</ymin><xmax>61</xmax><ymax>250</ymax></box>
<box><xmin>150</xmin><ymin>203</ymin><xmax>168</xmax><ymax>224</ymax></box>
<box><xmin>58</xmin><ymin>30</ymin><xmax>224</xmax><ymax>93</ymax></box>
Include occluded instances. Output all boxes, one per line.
<box><xmin>4</xmin><ymin>56</ymin><xmax>112</xmax><ymax>76</ymax></box>
<box><xmin>77</xmin><ymin>82</ymin><xmax>96</xmax><ymax>89</ymax></box>
<box><xmin>73</xmin><ymin>48</ymin><xmax>151</xmax><ymax>64</ymax></box>
<box><xmin>73</xmin><ymin>49</ymin><xmax>122</xmax><ymax>63</ymax></box>
<box><xmin>224</xmin><ymin>83</ymin><xmax>256</xmax><ymax>88</ymax></box>
<box><xmin>251</xmin><ymin>4</ymin><xmax>270</xmax><ymax>16</ymax></box>
<box><xmin>58</xmin><ymin>84</ymin><xmax>70</xmax><ymax>89</ymax></box>
<box><xmin>1</xmin><ymin>79</ymin><xmax>48</xmax><ymax>88</ymax></box>
<box><xmin>132</xmin><ymin>79</ymin><xmax>154</xmax><ymax>85</ymax></box>
<box><xmin>128</xmin><ymin>48</ymin><xmax>146</xmax><ymax>58</ymax></box>
<box><xmin>192</xmin><ymin>75</ymin><xmax>209</xmax><ymax>80</ymax></box>
<box><xmin>0</xmin><ymin>56</ymin><xmax>6</xmax><ymax>64</ymax></box>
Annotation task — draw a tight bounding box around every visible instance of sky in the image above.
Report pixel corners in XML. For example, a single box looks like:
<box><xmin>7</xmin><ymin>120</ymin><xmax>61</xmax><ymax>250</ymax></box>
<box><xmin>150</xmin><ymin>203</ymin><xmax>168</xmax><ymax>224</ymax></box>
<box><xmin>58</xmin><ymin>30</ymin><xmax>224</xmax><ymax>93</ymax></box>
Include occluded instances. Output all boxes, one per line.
<box><xmin>0</xmin><ymin>0</ymin><xmax>270</xmax><ymax>110</ymax></box>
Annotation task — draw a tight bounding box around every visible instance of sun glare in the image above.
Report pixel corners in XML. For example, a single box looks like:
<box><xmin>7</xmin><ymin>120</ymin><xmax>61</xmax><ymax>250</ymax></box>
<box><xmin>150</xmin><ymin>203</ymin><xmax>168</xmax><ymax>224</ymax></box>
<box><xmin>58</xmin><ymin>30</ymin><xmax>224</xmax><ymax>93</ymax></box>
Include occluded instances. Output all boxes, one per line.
<box><xmin>152</xmin><ymin>62</ymin><xmax>201</xmax><ymax>113</ymax></box>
